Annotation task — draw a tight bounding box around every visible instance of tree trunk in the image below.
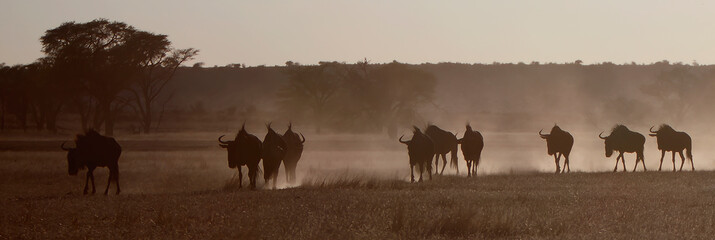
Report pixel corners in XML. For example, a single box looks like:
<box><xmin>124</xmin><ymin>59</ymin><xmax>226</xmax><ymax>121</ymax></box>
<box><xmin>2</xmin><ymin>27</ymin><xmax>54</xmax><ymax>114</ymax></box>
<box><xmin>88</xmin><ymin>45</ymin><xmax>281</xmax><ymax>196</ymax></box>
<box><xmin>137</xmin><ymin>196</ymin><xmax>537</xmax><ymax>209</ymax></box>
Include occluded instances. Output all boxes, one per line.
<box><xmin>1</xmin><ymin>97</ymin><xmax>5</xmax><ymax>132</ymax></box>
<box><xmin>142</xmin><ymin>99</ymin><xmax>151</xmax><ymax>134</ymax></box>
<box><xmin>102</xmin><ymin>101</ymin><xmax>114</xmax><ymax>136</ymax></box>
<box><xmin>80</xmin><ymin>114</ymin><xmax>88</xmax><ymax>132</ymax></box>
<box><xmin>46</xmin><ymin>105</ymin><xmax>62</xmax><ymax>133</ymax></box>
<box><xmin>142</xmin><ymin>114</ymin><xmax>151</xmax><ymax>134</ymax></box>
<box><xmin>92</xmin><ymin>106</ymin><xmax>104</xmax><ymax>131</ymax></box>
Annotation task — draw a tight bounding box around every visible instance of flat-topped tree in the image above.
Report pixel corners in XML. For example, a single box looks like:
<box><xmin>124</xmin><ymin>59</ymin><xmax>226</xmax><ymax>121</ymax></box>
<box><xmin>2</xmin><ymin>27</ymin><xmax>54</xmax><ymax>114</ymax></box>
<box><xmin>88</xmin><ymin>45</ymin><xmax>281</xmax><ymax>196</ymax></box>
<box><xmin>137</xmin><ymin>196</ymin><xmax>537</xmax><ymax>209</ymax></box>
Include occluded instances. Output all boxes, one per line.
<box><xmin>41</xmin><ymin>19</ymin><xmax>196</xmax><ymax>135</ymax></box>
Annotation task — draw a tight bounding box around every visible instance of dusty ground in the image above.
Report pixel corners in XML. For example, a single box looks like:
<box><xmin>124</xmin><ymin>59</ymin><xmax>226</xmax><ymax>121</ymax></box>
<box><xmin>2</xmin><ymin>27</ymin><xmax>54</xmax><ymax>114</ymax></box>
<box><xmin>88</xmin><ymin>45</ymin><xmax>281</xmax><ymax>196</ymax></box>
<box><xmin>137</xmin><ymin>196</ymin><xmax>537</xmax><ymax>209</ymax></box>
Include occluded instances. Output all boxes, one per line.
<box><xmin>0</xmin><ymin>132</ymin><xmax>713</xmax><ymax>239</ymax></box>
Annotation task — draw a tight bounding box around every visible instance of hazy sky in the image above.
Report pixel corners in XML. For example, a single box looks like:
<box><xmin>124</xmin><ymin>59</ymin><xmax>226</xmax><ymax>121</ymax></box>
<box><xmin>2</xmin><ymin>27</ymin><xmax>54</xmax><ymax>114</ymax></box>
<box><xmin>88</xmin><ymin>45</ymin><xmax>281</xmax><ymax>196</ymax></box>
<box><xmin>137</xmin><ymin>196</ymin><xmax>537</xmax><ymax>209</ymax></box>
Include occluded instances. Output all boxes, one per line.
<box><xmin>1</xmin><ymin>0</ymin><xmax>714</xmax><ymax>66</ymax></box>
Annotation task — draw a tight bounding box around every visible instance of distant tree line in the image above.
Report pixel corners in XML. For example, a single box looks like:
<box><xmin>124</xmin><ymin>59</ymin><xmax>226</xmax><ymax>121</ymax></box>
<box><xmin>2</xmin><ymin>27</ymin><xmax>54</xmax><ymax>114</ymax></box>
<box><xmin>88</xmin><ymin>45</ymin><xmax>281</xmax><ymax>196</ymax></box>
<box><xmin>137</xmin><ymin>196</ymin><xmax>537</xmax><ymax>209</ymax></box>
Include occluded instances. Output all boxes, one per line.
<box><xmin>277</xmin><ymin>60</ymin><xmax>436</xmax><ymax>134</ymax></box>
<box><xmin>3</xmin><ymin>19</ymin><xmax>714</xmax><ymax>135</ymax></box>
<box><xmin>0</xmin><ymin>19</ymin><xmax>197</xmax><ymax>135</ymax></box>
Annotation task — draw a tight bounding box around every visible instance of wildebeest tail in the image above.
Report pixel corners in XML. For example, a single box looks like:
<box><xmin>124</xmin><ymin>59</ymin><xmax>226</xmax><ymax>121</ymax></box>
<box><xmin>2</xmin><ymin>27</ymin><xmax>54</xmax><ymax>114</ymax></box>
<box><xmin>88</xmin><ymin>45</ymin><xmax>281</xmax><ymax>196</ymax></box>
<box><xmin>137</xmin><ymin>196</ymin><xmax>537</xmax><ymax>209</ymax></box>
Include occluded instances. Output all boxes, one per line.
<box><xmin>686</xmin><ymin>142</ymin><xmax>693</xmax><ymax>160</ymax></box>
<box><xmin>450</xmin><ymin>144</ymin><xmax>458</xmax><ymax>169</ymax></box>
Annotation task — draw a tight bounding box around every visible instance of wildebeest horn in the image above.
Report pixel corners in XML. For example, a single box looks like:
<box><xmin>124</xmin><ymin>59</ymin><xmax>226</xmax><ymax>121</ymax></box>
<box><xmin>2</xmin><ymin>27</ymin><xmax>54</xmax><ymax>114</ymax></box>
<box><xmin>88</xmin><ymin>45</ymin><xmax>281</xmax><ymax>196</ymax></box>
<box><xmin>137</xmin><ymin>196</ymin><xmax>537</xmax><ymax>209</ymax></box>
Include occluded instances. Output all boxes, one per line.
<box><xmin>599</xmin><ymin>132</ymin><xmax>607</xmax><ymax>139</ymax></box>
<box><xmin>538</xmin><ymin>129</ymin><xmax>548</xmax><ymax>136</ymax></box>
<box><xmin>299</xmin><ymin>132</ymin><xmax>306</xmax><ymax>143</ymax></box>
<box><xmin>288</xmin><ymin>122</ymin><xmax>292</xmax><ymax>130</ymax></box>
<box><xmin>399</xmin><ymin>135</ymin><xmax>409</xmax><ymax>144</ymax></box>
<box><xmin>266</xmin><ymin>122</ymin><xmax>272</xmax><ymax>129</ymax></box>
<box><xmin>218</xmin><ymin>135</ymin><xmax>230</xmax><ymax>144</ymax></box>
<box><xmin>60</xmin><ymin>141</ymin><xmax>71</xmax><ymax>151</ymax></box>
<box><xmin>649</xmin><ymin>126</ymin><xmax>657</xmax><ymax>133</ymax></box>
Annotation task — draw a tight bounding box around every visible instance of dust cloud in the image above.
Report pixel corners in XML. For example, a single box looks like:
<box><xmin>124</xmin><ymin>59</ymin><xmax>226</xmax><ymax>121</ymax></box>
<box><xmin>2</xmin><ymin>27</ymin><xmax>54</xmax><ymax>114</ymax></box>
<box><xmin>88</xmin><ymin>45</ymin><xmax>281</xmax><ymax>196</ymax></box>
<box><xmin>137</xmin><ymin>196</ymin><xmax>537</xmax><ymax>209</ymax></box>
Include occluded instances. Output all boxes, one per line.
<box><xmin>3</xmin><ymin>63</ymin><xmax>714</xmax><ymax>195</ymax></box>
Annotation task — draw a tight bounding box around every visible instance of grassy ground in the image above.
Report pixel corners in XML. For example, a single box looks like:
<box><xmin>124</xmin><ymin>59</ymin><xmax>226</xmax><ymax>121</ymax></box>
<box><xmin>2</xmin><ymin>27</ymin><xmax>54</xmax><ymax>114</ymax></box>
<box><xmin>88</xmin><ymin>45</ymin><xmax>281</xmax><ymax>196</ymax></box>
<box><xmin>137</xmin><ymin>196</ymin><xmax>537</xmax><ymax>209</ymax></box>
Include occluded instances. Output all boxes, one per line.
<box><xmin>0</xmin><ymin>133</ymin><xmax>713</xmax><ymax>239</ymax></box>
<box><xmin>1</xmin><ymin>171</ymin><xmax>713</xmax><ymax>239</ymax></box>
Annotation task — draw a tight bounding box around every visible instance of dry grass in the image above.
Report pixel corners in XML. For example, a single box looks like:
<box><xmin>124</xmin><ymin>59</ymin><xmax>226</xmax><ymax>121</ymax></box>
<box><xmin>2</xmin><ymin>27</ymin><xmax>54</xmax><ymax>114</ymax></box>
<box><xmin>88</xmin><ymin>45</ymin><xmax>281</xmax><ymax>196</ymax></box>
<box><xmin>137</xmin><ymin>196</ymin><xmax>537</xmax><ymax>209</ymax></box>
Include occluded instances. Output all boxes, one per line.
<box><xmin>2</xmin><ymin>170</ymin><xmax>713</xmax><ymax>239</ymax></box>
<box><xmin>1</xmin><ymin>134</ymin><xmax>714</xmax><ymax>239</ymax></box>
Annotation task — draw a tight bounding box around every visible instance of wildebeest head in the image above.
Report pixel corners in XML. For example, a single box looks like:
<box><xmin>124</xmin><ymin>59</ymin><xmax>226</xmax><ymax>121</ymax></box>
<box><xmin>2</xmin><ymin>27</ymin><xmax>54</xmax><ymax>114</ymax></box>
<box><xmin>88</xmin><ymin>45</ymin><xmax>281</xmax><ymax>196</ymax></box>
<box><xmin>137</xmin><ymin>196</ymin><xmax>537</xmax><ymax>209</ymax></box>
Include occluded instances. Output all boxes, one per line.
<box><xmin>284</xmin><ymin>122</ymin><xmax>306</xmax><ymax>148</ymax></box>
<box><xmin>286</xmin><ymin>122</ymin><xmax>305</xmax><ymax>143</ymax></box>
<box><xmin>264</xmin><ymin>123</ymin><xmax>287</xmax><ymax>157</ymax></box>
<box><xmin>600</xmin><ymin>125</ymin><xmax>633</xmax><ymax>158</ymax></box>
<box><xmin>539</xmin><ymin>125</ymin><xmax>569</xmax><ymax>155</ymax></box>
<box><xmin>399</xmin><ymin>126</ymin><xmax>435</xmax><ymax>165</ymax></box>
<box><xmin>218</xmin><ymin>135</ymin><xmax>238</xmax><ymax>168</ymax></box>
<box><xmin>649</xmin><ymin>124</ymin><xmax>675</xmax><ymax>137</ymax></box>
<box><xmin>600</xmin><ymin>125</ymin><xmax>631</xmax><ymax>157</ymax></box>
<box><xmin>61</xmin><ymin>141</ymin><xmax>83</xmax><ymax>175</ymax></box>
<box><xmin>599</xmin><ymin>131</ymin><xmax>615</xmax><ymax>157</ymax></box>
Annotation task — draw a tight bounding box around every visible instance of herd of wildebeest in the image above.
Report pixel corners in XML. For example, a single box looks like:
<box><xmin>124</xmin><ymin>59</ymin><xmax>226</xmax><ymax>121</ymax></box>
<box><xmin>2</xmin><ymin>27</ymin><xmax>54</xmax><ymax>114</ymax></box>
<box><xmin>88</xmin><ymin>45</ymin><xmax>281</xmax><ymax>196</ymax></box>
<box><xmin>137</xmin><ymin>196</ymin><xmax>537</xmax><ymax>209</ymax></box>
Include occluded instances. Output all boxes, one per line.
<box><xmin>59</xmin><ymin>122</ymin><xmax>694</xmax><ymax>194</ymax></box>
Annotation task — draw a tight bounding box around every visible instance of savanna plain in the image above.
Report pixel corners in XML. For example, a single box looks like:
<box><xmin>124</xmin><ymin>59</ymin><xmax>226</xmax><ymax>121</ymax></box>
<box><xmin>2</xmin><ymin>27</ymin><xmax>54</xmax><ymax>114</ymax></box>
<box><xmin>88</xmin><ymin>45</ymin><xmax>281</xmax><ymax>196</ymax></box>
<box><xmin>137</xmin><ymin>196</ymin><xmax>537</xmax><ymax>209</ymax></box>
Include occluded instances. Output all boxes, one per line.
<box><xmin>1</xmin><ymin>131</ymin><xmax>713</xmax><ymax>239</ymax></box>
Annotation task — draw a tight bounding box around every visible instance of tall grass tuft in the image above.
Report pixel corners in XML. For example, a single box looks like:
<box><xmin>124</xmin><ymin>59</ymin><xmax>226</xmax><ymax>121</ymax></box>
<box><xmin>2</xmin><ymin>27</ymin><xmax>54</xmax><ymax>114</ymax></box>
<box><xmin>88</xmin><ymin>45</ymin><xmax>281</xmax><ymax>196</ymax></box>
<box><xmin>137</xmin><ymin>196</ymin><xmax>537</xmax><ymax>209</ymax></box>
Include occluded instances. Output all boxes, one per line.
<box><xmin>300</xmin><ymin>173</ymin><xmax>405</xmax><ymax>189</ymax></box>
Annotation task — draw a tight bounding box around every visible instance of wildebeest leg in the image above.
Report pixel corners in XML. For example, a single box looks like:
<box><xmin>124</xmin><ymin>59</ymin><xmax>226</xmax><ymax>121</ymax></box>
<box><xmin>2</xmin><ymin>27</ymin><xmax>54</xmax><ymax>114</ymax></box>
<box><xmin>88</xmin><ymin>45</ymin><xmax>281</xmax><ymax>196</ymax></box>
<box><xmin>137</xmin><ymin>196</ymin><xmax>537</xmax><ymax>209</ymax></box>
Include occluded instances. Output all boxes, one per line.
<box><xmin>564</xmin><ymin>154</ymin><xmax>570</xmax><ymax>173</ymax></box>
<box><xmin>104</xmin><ymin>169</ymin><xmax>112</xmax><ymax>195</ymax></box>
<box><xmin>89</xmin><ymin>169</ymin><xmax>96</xmax><ymax>194</ymax></box>
<box><xmin>272</xmin><ymin>170</ymin><xmax>278</xmax><ymax>189</ymax></box>
<box><xmin>440</xmin><ymin>154</ymin><xmax>447</xmax><ymax>175</ymax></box>
<box><xmin>613</xmin><ymin>155</ymin><xmax>619</xmax><ymax>172</ymax></box>
<box><xmin>554</xmin><ymin>153</ymin><xmax>561</xmax><ymax>173</ymax></box>
<box><xmin>410</xmin><ymin>164</ymin><xmax>415</xmax><ymax>183</ymax></box>
<box><xmin>671</xmin><ymin>151</ymin><xmax>676</xmax><ymax>172</ymax></box>
<box><xmin>632</xmin><ymin>157</ymin><xmax>639</xmax><ymax>172</ymax></box>
<box><xmin>678</xmin><ymin>151</ymin><xmax>686</xmax><ymax>172</ymax></box>
<box><xmin>427</xmin><ymin>163</ymin><xmax>433</xmax><ymax>180</ymax></box>
<box><xmin>248</xmin><ymin>166</ymin><xmax>257</xmax><ymax>190</ymax></box>
<box><xmin>238</xmin><ymin>167</ymin><xmax>244</xmax><ymax>188</ymax></box>
<box><xmin>658</xmin><ymin>150</ymin><xmax>665</xmax><ymax>171</ymax></box>
<box><xmin>621</xmin><ymin>153</ymin><xmax>627</xmax><ymax>172</ymax></box>
<box><xmin>418</xmin><ymin>163</ymin><xmax>424</xmax><ymax>182</ymax></box>
<box><xmin>474</xmin><ymin>160</ymin><xmax>478</xmax><ymax>176</ymax></box>
<box><xmin>83</xmin><ymin>170</ymin><xmax>91</xmax><ymax>195</ymax></box>
<box><xmin>104</xmin><ymin>167</ymin><xmax>120</xmax><ymax>195</ymax></box>
<box><xmin>284</xmin><ymin>163</ymin><xmax>291</xmax><ymax>184</ymax></box>
<box><xmin>114</xmin><ymin>168</ymin><xmax>120</xmax><ymax>194</ymax></box>
<box><xmin>434</xmin><ymin>154</ymin><xmax>440</xmax><ymax>174</ymax></box>
<box><xmin>289</xmin><ymin>164</ymin><xmax>297</xmax><ymax>183</ymax></box>
<box><xmin>471</xmin><ymin>160</ymin><xmax>475</xmax><ymax>176</ymax></box>
<box><xmin>466</xmin><ymin>160</ymin><xmax>472</xmax><ymax>177</ymax></box>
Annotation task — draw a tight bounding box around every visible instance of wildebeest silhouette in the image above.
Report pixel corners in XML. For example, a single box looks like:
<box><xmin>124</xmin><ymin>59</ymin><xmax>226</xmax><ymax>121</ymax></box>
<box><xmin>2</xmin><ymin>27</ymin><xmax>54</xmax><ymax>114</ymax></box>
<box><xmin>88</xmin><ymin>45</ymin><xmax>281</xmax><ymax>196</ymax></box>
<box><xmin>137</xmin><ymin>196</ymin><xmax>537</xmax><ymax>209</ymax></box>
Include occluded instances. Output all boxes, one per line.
<box><xmin>599</xmin><ymin>125</ymin><xmax>646</xmax><ymax>172</ymax></box>
<box><xmin>399</xmin><ymin>126</ymin><xmax>434</xmax><ymax>182</ymax></box>
<box><xmin>457</xmin><ymin>124</ymin><xmax>484</xmax><ymax>177</ymax></box>
<box><xmin>648</xmin><ymin>124</ymin><xmax>694</xmax><ymax>172</ymax></box>
<box><xmin>262</xmin><ymin>123</ymin><xmax>287</xmax><ymax>189</ymax></box>
<box><xmin>61</xmin><ymin>129</ymin><xmax>121</xmax><ymax>195</ymax></box>
<box><xmin>281</xmin><ymin>123</ymin><xmax>305</xmax><ymax>184</ymax></box>
<box><xmin>539</xmin><ymin>125</ymin><xmax>574</xmax><ymax>173</ymax></box>
<box><xmin>219</xmin><ymin>123</ymin><xmax>262</xmax><ymax>189</ymax></box>
<box><xmin>425</xmin><ymin>124</ymin><xmax>459</xmax><ymax>175</ymax></box>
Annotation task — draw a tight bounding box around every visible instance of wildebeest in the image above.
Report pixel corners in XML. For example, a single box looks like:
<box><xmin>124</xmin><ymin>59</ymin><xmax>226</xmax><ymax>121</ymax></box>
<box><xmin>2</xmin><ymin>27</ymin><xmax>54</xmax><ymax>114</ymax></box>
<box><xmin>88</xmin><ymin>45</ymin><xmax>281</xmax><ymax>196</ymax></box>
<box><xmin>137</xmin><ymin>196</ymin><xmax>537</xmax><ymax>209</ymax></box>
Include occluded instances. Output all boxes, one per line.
<box><xmin>539</xmin><ymin>125</ymin><xmax>574</xmax><ymax>173</ymax></box>
<box><xmin>281</xmin><ymin>123</ymin><xmax>305</xmax><ymax>184</ymax></box>
<box><xmin>457</xmin><ymin>124</ymin><xmax>484</xmax><ymax>177</ymax></box>
<box><xmin>399</xmin><ymin>126</ymin><xmax>434</xmax><ymax>182</ymax></box>
<box><xmin>599</xmin><ymin>125</ymin><xmax>646</xmax><ymax>172</ymax></box>
<box><xmin>61</xmin><ymin>129</ymin><xmax>121</xmax><ymax>195</ymax></box>
<box><xmin>648</xmin><ymin>124</ymin><xmax>694</xmax><ymax>171</ymax></box>
<box><xmin>262</xmin><ymin>123</ymin><xmax>287</xmax><ymax>189</ymax></box>
<box><xmin>219</xmin><ymin>123</ymin><xmax>262</xmax><ymax>189</ymax></box>
<box><xmin>425</xmin><ymin>124</ymin><xmax>459</xmax><ymax>174</ymax></box>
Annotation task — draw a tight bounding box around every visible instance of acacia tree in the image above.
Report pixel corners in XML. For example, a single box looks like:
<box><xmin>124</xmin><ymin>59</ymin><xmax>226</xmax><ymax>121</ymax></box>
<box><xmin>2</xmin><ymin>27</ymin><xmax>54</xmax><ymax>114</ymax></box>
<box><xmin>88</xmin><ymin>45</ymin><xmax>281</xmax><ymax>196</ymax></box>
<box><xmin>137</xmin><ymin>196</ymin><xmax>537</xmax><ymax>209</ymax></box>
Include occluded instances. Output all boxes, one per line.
<box><xmin>124</xmin><ymin>31</ymin><xmax>198</xmax><ymax>133</ymax></box>
<box><xmin>41</xmin><ymin>19</ymin><xmax>196</xmax><ymax>135</ymax></box>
